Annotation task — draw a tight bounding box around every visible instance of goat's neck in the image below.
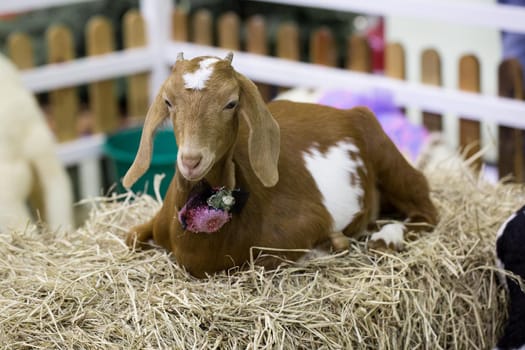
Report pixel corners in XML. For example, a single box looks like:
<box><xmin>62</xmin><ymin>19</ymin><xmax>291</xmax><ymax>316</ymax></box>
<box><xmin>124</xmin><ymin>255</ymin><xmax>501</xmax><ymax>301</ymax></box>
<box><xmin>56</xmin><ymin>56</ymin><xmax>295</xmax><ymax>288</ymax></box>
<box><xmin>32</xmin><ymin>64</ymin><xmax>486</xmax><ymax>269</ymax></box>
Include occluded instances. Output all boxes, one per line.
<box><xmin>204</xmin><ymin>155</ymin><xmax>236</xmax><ymax>189</ymax></box>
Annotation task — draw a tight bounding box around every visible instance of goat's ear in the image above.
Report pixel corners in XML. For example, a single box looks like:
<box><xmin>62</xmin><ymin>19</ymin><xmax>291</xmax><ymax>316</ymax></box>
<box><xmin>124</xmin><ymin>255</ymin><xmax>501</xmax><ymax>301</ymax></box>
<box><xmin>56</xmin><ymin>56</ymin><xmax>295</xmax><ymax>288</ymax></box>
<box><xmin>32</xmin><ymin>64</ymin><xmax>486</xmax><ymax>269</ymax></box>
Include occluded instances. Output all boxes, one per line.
<box><xmin>236</xmin><ymin>73</ymin><xmax>280</xmax><ymax>187</ymax></box>
<box><xmin>122</xmin><ymin>91</ymin><xmax>168</xmax><ymax>189</ymax></box>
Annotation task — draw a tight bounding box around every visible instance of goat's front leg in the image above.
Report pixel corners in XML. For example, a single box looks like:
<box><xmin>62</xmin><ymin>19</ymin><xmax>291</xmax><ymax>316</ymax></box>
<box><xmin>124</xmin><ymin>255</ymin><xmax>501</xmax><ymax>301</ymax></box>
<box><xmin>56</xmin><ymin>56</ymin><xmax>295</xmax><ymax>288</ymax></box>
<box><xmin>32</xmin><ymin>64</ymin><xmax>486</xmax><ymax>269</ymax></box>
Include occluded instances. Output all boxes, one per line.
<box><xmin>126</xmin><ymin>218</ymin><xmax>154</xmax><ymax>249</ymax></box>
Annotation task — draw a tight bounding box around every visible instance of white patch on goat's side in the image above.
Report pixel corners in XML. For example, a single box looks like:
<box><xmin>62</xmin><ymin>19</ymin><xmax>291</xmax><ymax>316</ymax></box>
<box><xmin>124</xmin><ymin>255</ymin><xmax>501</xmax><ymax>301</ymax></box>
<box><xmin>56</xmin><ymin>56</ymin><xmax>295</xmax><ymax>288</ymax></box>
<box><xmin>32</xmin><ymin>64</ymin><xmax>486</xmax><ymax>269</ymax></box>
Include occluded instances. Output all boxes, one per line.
<box><xmin>183</xmin><ymin>58</ymin><xmax>219</xmax><ymax>90</ymax></box>
<box><xmin>303</xmin><ymin>140</ymin><xmax>364</xmax><ymax>232</ymax></box>
<box><xmin>370</xmin><ymin>223</ymin><xmax>405</xmax><ymax>248</ymax></box>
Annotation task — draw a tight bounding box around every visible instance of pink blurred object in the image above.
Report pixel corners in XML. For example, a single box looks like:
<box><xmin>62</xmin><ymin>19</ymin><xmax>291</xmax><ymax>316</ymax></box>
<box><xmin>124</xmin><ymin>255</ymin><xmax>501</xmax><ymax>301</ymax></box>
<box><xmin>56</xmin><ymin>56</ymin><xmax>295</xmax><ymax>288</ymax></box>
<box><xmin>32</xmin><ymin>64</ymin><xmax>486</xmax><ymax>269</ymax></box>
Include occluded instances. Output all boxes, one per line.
<box><xmin>178</xmin><ymin>205</ymin><xmax>232</xmax><ymax>234</ymax></box>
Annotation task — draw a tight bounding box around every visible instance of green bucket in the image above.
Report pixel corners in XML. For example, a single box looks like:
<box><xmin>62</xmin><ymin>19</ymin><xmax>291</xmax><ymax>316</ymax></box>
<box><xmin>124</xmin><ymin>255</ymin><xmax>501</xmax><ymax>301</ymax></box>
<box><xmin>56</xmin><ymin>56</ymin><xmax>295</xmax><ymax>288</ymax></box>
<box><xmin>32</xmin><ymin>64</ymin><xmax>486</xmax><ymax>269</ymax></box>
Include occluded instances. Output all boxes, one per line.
<box><xmin>104</xmin><ymin>127</ymin><xmax>178</xmax><ymax>198</ymax></box>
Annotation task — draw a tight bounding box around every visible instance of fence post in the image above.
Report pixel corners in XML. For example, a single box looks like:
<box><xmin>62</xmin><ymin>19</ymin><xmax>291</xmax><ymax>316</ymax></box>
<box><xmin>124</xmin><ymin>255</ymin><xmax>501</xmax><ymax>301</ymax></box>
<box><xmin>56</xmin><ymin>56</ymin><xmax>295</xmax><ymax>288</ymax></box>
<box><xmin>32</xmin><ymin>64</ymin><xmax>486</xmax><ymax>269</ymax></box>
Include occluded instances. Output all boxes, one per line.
<box><xmin>310</xmin><ymin>27</ymin><xmax>337</xmax><ymax>67</ymax></box>
<box><xmin>277</xmin><ymin>22</ymin><xmax>300</xmax><ymax>92</ymax></box>
<box><xmin>172</xmin><ymin>6</ymin><xmax>188</xmax><ymax>41</ymax></box>
<box><xmin>140</xmin><ymin>0</ymin><xmax>172</xmax><ymax>102</ymax></box>
<box><xmin>246</xmin><ymin>16</ymin><xmax>267</xmax><ymax>55</ymax></box>
<box><xmin>346</xmin><ymin>35</ymin><xmax>371</xmax><ymax>73</ymax></box>
<box><xmin>246</xmin><ymin>15</ymin><xmax>271</xmax><ymax>101</ymax></box>
<box><xmin>7</xmin><ymin>32</ymin><xmax>34</xmax><ymax>69</ymax></box>
<box><xmin>385</xmin><ymin>43</ymin><xmax>406</xmax><ymax>113</ymax></box>
<box><xmin>458</xmin><ymin>54</ymin><xmax>482</xmax><ymax>170</ymax></box>
<box><xmin>421</xmin><ymin>49</ymin><xmax>442</xmax><ymax>131</ymax></box>
<box><xmin>498</xmin><ymin>58</ymin><xmax>524</xmax><ymax>182</ymax></box>
<box><xmin>385</xmin><ymin>43</ymin><xmax>405</xmax><ymax>80</ymax></box>
<box><xmin>218</xmin><ymin>12</ymin><xmax>240</xmax><ymax>51</ymax></box>
<box><xmin>192</xmin><ymin>9</ymin><xmax>214</xmax><ymax>46</ymax></box>
<box><xmin>47</xmin><ymin>25</ymin><xmax>78</xmax><ymax>142</ymax></box>
<box><xmin>277</xmin><ymin>22</ymin><xmax>300</xmax><ymax>62</ymax></box>
<box><xmin>124</xmin><ymin>9</ymin><xmax>149</xmax><ymax>120</ymax></box>
<box><xmin>86</xmin><ymin>16</ymin><xmax>119</xmax><ymax>134</ymax></box>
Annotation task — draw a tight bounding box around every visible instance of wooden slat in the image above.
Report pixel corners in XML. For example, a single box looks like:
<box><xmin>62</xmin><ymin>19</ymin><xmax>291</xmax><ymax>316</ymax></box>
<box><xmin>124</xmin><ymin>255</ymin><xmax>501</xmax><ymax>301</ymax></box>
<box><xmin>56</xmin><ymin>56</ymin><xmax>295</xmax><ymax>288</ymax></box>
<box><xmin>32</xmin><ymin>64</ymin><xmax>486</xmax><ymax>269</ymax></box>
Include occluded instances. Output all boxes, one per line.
<box><xmin>385</xmin><ymin>42</ymin><xmax>406</xmax><ymax>113</ymax></box>
<box><xmin>218</xmin><ymin>12</ymin><xmax>240</xmax><ymax>51</ymax></box>
<box><xmin>172</xmin><ymin>7</ymin><xmax>188</xmax><ymax>41</ymax></box>
<box><xmin>192</xmin><ymin>9</ymin><xmax>213</xmax><ymax>46</ymax></box>
<box><xmin>385</xmin><ymin>43</ymin><xmax>405</xmax><ymax>80</ymax></box>
<box><xmin>310</xmin><ymin>27</ymin><xmax>337</xmax><ymax>67</ymax></box>
<box><xmin>123</xmin><ymin>9</ymin><xmax>149</xmax><ymax>120</ymax></box>
<box><xmin>246</xmin><ymin>15</ymin><xmax>267</xmax><ymax>55</ymax></box>
<box><xmin>7</xmin><ymin>32</ymin><xmax>34</xmax><ymax>69</ymax></box>
<box><xmin>498</xmin><ymin>58</ymin><xmax>525</xmax><ymax>182</ymax></box>
<box><xmin>421</xmin><ymin>48</ymin><xmax>443</xmax><ymax>131</ymax></box>
<box><xmin>458</xmin><ymin>54</ymin><xmax>482</xmax><ymax>170</ymax></box>
<box><xmin>246</xmin><ymin>15</ymin><xmax>271</xmax><ymax>102</ymax></box>
<box><xmin>86</xmin><ymin>16</ymin><xmax>119</xmax><ymax>134</ymax></box>
<box><xmin>276</xmin><ymin>22</ymin><xmax>300</xmax><ymax>92</ymax></box>
<box><xmin>346</xmin><ymin>35</ymin><xmax>371</xmax><ymax>73</ymax></box>
<box><xmin>277</xmin><ymin>22</ymin><xmax>300</xmax><ymax>61</ymax></box>
<box><xmin>47</xmin><ymin>25</ymin><xmax>79</xmax><ymax>142</ymax></box>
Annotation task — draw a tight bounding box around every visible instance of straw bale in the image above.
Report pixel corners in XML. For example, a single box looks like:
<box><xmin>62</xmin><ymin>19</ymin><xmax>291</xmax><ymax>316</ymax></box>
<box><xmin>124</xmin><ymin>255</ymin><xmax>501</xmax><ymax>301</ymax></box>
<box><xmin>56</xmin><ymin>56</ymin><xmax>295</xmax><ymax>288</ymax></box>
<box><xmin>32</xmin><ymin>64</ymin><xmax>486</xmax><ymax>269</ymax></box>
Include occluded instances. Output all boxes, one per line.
<box><xmin>1</xmin><ymin>168</ymin><xmax>524</xmax><ymax>349</ymax></box>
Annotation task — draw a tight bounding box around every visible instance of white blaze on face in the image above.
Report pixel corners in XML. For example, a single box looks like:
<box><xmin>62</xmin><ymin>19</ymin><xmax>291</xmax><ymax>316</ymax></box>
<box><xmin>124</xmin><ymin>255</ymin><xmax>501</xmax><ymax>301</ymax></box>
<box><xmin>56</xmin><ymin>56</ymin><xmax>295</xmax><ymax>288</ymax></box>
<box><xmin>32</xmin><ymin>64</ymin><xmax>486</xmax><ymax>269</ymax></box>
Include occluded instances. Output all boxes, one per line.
<box><xmin>303</xmin><ymin>140</ymin><xmax>364</xmax><ymax>232</ymax></box>
<box><xmin>183</xmin><ymin>58</ymin><xmax>219</xmax><ymax>90</ymax></box>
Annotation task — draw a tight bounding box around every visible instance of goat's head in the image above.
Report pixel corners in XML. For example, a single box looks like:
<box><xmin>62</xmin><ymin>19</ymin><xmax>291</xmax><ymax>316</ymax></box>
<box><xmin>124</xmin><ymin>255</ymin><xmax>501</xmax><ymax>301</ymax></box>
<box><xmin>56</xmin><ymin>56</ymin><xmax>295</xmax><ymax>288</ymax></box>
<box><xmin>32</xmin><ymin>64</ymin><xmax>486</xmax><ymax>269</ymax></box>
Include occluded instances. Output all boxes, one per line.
<box><xmin>122</xmin><ymin>53</ymin><xmax>280</xmax><ymax>190</ymax></box>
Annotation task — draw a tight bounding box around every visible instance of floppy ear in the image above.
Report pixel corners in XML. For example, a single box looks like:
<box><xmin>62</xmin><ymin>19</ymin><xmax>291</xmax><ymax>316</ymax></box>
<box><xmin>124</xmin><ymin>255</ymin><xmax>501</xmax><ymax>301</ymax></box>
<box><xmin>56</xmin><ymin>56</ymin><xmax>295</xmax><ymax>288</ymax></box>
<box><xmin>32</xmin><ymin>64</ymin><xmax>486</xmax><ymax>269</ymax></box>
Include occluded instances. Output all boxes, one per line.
<box><xmin>236</xmin><ymin>72</ymin><xmax>280</xmax><ymax>187</ymax></box>
<box><xmin>122</xmin><ymin>91</ymin><xmax>169</xmax><ymax>189</ymax></box>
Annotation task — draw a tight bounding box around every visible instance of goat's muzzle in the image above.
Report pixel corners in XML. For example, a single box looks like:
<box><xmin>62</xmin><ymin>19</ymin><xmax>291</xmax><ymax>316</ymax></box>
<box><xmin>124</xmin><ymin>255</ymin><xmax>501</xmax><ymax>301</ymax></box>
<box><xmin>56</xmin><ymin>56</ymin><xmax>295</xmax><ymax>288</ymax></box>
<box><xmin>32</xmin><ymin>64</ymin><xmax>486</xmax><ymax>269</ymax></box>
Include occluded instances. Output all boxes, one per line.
<box><xmin>181</xmin><ymin>153</ymin><xmax>202</xmax><ymax>170</ymax></box>
<box><xmin>178</xmin><ymin>150</ymin><xmax>212</xmax><ymax>182</ymax></box>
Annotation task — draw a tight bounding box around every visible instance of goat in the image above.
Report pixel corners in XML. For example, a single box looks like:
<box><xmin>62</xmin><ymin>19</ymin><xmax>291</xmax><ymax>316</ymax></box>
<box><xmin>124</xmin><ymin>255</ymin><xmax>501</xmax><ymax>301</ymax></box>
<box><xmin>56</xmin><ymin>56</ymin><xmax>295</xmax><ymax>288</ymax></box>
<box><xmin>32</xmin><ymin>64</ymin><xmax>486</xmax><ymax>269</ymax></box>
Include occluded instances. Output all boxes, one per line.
<box><xmin>0</xmin><ymin>53</ymin><xmax>73</xmax><ymax>232</ymax></box>
<box><xmin>495</xmin><ymin>205</ymin><xmax>525</xmax><ymax>350</ymax></box>
<box><xmin>123</xmin><ymin>53</ymin><xmax>438</xmax><ymax>278</ymax></box>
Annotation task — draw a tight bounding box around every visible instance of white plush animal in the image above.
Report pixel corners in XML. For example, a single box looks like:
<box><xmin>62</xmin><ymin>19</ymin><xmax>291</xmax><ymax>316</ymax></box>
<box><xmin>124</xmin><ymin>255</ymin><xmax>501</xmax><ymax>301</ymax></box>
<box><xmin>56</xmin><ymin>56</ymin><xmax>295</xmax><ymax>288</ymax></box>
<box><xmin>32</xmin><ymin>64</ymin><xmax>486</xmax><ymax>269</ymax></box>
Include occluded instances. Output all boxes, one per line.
<box><xmin>0</xmin><ymin>53</ymin><xmax>73</xmax><ymax>232</ymax></box>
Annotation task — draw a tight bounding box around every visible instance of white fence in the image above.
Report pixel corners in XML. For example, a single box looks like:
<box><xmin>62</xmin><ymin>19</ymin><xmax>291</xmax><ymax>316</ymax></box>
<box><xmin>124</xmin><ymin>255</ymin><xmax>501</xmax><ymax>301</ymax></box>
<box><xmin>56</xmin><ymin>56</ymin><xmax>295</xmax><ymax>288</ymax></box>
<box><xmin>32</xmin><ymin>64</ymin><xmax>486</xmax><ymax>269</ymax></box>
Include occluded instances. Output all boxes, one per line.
<box><xmin>2</xmin><ymin>0</ymin><xmax>525</xmax><ymax>197</ymax></box>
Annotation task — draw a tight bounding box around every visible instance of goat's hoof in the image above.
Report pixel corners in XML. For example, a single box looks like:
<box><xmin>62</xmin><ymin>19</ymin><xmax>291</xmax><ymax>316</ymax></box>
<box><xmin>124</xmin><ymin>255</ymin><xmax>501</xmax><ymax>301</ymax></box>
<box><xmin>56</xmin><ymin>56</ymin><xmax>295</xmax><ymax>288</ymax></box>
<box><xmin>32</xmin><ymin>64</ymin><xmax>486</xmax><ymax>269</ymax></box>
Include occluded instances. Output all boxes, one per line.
<box><xmin>367</xmin><ymin>223</ymin><xmax>405</xmax><ymax>253</ymax></box>
<box><xmin>125</xmin><ymin>231</ymin><xmax>151</xmax><ymax>250</ymax></box>
<box><xmin>125</xmin><ymin>231</ymin><xmax>139</xmax><ymax>248</ymax></box>
<box><xmin>329</xmin><ymin>232</ymin><xmax>349</xmax><ymax>252</ymax></box>
<box><xmin>367</xmin><ymin>238</ymin><xmax>400</xmax><ymax>253</ymax></box>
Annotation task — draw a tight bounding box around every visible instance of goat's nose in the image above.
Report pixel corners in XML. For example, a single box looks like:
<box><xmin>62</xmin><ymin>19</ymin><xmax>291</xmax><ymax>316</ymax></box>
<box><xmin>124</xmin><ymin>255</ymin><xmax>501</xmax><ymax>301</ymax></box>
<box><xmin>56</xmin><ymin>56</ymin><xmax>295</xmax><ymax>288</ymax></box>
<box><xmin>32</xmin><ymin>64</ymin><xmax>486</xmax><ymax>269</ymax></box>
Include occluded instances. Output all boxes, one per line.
<box><xmin>181</xmin><ymin>153</ymin><xmax>202</xmax><ymax>170</ymax></box>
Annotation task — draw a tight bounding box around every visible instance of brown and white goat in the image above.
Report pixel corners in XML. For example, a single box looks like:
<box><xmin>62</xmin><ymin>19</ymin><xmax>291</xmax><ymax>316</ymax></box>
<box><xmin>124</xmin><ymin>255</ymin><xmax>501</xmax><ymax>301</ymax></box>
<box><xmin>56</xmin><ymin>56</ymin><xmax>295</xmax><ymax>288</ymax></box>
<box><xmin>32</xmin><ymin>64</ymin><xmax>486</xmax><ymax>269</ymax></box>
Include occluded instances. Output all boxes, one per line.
<box><xmin>123</xmin><ymin>53</ymin><xmax>438</xmax><ymax>278</ymax></box>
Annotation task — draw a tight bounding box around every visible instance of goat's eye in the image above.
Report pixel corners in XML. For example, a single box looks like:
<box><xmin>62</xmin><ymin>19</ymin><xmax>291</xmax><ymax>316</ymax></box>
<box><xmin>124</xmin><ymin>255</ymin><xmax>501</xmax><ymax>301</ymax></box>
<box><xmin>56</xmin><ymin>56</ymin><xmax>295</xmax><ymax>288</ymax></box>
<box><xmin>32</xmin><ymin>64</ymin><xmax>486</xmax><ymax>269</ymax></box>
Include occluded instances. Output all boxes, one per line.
<box><xmin>224</xmin><ymin>101</ymin><xmax>238</xmax><ymax>110</ymax></box>
<box><xmin>164</xmin><ymin>99</ymin><xmax>173</xmax><ymax>109</ymax></box>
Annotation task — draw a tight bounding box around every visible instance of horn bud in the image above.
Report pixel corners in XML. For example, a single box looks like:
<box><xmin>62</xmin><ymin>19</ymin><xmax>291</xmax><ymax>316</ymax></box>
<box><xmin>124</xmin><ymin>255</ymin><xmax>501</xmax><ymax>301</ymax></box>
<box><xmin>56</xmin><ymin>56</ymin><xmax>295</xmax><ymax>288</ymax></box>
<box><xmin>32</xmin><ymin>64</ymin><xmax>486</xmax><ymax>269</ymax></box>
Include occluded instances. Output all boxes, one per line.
<box><xmin>224</xmin><ymin>52</ymin><xmax>234</xmax><ymax>63</ymax></box>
